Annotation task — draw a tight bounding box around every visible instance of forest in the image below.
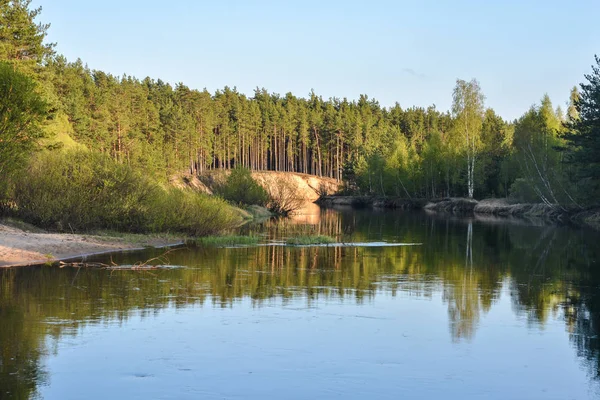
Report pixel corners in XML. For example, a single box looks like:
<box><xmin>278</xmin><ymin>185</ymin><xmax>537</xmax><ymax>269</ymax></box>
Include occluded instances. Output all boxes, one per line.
<box><xmin>1</xmin><ymin>1</ymin><xmax>599</xmax><ymax>232</ymax></box>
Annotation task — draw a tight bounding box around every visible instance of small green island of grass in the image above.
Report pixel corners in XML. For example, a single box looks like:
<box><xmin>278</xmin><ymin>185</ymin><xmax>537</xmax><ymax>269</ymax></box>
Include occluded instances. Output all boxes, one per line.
<box><xmin>285</xmin><ymin>235</ymin><xmax>336</xmax><ymax>246</ymax></box>
<box><xmin>193</xmin><ymin>235</ymin><xmax>261</xmax><ymax>247</ymax></box>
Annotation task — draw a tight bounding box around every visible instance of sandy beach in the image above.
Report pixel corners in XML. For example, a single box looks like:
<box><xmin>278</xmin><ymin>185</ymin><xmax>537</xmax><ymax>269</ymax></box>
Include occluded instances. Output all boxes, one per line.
<box><xmin>0</xmin><ymin>223</ymin><xmax>183</xmax><ymax>267</ymax></box>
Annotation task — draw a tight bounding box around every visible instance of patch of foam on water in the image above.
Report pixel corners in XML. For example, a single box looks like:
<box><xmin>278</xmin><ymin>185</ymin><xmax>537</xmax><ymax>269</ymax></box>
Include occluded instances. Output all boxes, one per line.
<box><xmin>262</xmin><ymin>241</ymin><xmax>422</xmax><ymax>247</ymax></box>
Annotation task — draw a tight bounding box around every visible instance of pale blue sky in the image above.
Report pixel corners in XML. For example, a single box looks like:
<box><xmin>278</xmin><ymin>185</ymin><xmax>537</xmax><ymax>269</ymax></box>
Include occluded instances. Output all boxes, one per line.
<box><xmin>35</xmin><ymin>0</ymin><xmax>599</xmax><ymax>120</ymax></box>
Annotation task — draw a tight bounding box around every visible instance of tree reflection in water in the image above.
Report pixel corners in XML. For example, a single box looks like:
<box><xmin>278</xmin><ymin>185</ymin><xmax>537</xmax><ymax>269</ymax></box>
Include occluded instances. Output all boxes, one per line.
<box><xmin>1</xmin><ymin>207</ymin><xmax>599</xmax><ymax>397</ymax></box>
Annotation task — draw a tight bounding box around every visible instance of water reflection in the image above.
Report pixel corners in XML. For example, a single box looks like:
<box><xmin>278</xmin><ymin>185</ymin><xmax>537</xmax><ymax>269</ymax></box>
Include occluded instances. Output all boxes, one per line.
<box><xmin>1</xmin><ymin>206</ymin><xmax>599</xmax><ymax>398</ymax></box>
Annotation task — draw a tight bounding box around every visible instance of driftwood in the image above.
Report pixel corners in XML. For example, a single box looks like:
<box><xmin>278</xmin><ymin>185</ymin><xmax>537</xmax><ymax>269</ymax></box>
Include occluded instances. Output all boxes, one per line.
<box><xmin>58</xmin><ymin>248</ymin><xmax>182</xmax><ymax>270</ymax></box>
<box><xmin>59</xmin><ymin>261</ymin><xmax>112</xmax><ymax>269</ymax></box>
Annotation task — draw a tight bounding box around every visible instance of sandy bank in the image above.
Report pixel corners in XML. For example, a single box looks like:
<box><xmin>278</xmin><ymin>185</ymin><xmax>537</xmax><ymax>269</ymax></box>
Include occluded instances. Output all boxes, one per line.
<box><xmin>0</xmin><ymin>223</ymin><xmax>184</xmax><ymax>268</ymax></box>
<box><xmin>173</xmin><ymin>171</ymin><xmax>340</xmax><ymax>201</ymax></box>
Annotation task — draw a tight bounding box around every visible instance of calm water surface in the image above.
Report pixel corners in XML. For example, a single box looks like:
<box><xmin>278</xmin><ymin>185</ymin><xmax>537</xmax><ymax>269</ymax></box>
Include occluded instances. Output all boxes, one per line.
<box><xmin>2</xmin><ymin>205</ymin><xmax>600</xmax><ymax>399</ymax></box>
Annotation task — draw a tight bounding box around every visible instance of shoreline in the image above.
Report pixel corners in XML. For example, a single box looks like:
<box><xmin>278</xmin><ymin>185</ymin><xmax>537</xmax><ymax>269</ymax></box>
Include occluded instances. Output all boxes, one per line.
<box><xmin>3</xmin><ymin>196</ymin><xmax>598</xmax><ymax>269</ymax></box>
<box><xmin>0</xmin><ymin>223</ymin><xmax>186</xmax><ymax>268</ymax></box>
<box><xmin>0</xmin><ymin>204</ymin><xmax>269</xmax><ymax>269</ymax></box>
<box><xmin>316</xmin><ymin>196</ymin><xmax>600</xmax><ymax>230</ymax></box>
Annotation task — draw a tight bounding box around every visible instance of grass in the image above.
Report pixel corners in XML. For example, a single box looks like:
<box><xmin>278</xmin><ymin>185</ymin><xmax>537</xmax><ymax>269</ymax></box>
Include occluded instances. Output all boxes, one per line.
<box><xmin>91</xmin><ymin>230</ymin><xmax>185</xmax><ymax>246</ymax></box>
<box><xmin>244</xmin><ymin>205</ymin><xmax>273</xmax><ymax>220</ymax></box>
<box><xmin>0</xmin><ymin>217</ymin><xmax>47</xmax><ymax>233</ymax></box>
<box><xmin>193</xmin><ymin>235</ymin><xmax>261</xmax><ymax>247</ymax></box>
<box><xmin>285</xmin><ymin>235</ymin><xmax>336</xmax><ymax>246</ymax></box>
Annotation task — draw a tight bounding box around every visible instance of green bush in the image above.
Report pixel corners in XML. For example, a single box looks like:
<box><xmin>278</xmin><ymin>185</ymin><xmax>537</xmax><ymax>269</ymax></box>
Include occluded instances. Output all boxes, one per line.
<box><xmin>218</xmin><ymin>167</ymin><xmax>269</xmax><ymax>206</ymax></box>
<box><xmin>148</xmin><ymin>188</ymin><xmax>240</xmax><ymax>236</ymax></box>
<box><xmin>11</xmin><ymin>150</ymin><xmax>240</xmax><ymax>234</ymax></box>
<box><xmin>508</xmin><ymin>178</ymin><xmax>542</xmax><ymax>203</ymax></box>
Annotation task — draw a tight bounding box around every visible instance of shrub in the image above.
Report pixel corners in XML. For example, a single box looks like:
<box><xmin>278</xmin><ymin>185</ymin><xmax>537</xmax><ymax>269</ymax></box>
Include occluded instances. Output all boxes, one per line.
<box><xmin>508</xmin><ymin>178</ymin><xmax>542</xmax><ymax>203</ymax></box>
<box><xmin>11</xmin><ymin>150</ymin><xmax>240</xmax><ymax>234</ymax></box>
<box><xmin>218</xmin><ymin>167</ymin><xmax>269</xmax><ymax>206</ymax></box>
<box><xmin>266</xmin><ymin>177</ymin><xmax>304</xmax><ymax>216</ymax></box>
<box><xmin>148</xmin><ymin>188</ymin><xmax>240</xmax><ymax>236</ymax></box>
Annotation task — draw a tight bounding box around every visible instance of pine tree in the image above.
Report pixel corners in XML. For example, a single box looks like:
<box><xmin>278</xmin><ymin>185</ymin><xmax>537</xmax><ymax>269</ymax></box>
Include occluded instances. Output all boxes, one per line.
<box><xmin>565</xmin><ymin>55</ymin><xmax>600</xmax><ymax>202</ymax></box>
<box><xmin>0</xmin><ymin>0</ymin><xmax>54</xmax><ymax>64</ymax></box>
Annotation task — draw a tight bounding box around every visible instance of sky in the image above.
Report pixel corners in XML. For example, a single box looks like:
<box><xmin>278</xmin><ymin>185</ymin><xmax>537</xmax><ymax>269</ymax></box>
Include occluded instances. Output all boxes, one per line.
<box><xmin>34</xmin><ymin>0</ymin><xmax>599</xmax><ymax>120</ymax></box>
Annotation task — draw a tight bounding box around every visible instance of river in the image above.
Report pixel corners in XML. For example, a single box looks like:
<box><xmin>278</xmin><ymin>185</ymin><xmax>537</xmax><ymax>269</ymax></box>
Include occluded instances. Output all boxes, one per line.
<box><xmin>1</xmin><ymin>205</ymin><xmax>599</xmax><ymax>399</ymax></box>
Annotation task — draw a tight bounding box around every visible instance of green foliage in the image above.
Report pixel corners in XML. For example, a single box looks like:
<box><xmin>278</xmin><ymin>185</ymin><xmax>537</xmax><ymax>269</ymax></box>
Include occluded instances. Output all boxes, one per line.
<box><xmin>13</xmin><ymin>150</ymin><xmax>155</xmax><ymax>230</ymax></box>
<box><xmin>285</xmin><ymin>235</ymin><xmax>335</xmax><ymax>246</ymax></box>
<box><xmin>148</xmin><ymin>188</ymin><xmax>241</xmax><ymax>236</ymax></box>
<box><xmin>508</xmin><ymin>178</ymin><xmax>541</xmax><ymax>203</ymax></box>
<box><xmin>11</xmin><ymin>150</ymin><xmax>240</xmax><ymax>234</ymax></box>
<box><xmin>479</xmin><ymin>109</ymin><xmax>512</xmax><ymax>196</ymax></box>
<box><xmin>40</xmin><ymin>112</ymin><xmax>84</xmax><ymax>150</ymax></box>
<box><xmin>193</xmin><ymin>235</ymin><xmax>260</xmax><ymax>247</ymax></box>
<box><xmin>217</xmin><ymin>167</ymin><xmax>269</xmax><ymax>206</ymax></box>
<box><xmin>0</xmin><ymin>61</ymin><xmax>47</xmax><ymax>203</ymax></box>
<box><xmin>508</xmin><ymin>96</ymin><xmax>576</xmax><ymax>206</ymax></box>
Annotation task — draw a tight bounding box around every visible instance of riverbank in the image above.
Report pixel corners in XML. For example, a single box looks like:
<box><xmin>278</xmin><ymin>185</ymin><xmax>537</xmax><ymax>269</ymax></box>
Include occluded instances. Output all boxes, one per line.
<box><xmin>317</xmin><ymin>196</ymin><xmax>600</xmax><ymax>230</ymax></box>
<box><xmin>473</xmin><ymin>199</ymin><xmax>600</xmax><ymax>230</ymax></box>
<box><xmin>315</xmin><ymin>196</ymin><xmax>428</xmax><ymax>209</ymax></box>
<box><xmin>0</xmin><ymin>222</ymin><xmax>185</xmax><ymax>268</ymax></box>
<box><xmin>0</xmin><ymin>204</ymin><xmax>271</xmax><ymax>268</ymax></box>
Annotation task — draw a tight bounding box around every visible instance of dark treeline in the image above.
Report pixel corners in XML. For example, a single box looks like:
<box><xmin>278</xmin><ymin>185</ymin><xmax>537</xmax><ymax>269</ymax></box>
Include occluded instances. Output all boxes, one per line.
<box><xmin>1</xmin><ymin>0</ymin><xmax>599</xmax><ymax>207</ymax></box>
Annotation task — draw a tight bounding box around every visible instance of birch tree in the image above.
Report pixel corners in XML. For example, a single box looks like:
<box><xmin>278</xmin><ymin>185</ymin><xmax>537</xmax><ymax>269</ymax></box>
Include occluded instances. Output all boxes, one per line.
<box><xmin>452</xmin><ymin>79</ymin><xmax>485</xmax><ymax>198</ymax></box>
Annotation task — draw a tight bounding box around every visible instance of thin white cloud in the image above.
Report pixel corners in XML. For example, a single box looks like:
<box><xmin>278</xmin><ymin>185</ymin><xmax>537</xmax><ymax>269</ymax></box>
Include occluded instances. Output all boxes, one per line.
<box><xmin>401</xmin><ymin>68</ymin><xmax>427</xmax><ymax>79</ymax></box>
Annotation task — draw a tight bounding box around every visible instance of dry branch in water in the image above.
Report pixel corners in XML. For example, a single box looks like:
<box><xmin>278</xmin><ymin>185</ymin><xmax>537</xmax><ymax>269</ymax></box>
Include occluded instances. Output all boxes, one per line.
<box><xmin>57</xmin><ymin>248</ymin><xmax>182</xmax><ymax>270</ymax></box>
